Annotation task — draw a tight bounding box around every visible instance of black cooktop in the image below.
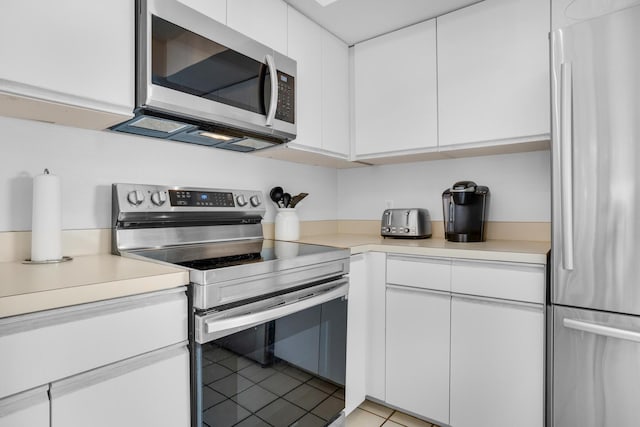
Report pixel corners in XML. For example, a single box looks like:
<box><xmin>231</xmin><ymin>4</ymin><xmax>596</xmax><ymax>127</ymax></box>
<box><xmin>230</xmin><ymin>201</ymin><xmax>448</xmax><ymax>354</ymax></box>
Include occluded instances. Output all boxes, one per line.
<box><xmin>130</xmin><ymin>238</ymin><xmax>344</xmax><ymax>272</ymax></box>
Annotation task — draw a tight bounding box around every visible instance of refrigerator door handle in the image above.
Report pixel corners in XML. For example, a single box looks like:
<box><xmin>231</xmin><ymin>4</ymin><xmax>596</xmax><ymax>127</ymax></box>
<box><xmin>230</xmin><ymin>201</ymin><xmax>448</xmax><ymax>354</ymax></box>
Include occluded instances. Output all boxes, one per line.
<box><xmin>560</xmin><ymin>62</ymin><xmax>575</xmax><ymax>271</ymax></box>
<box><xmin>564</xmin><ymin>318</ymin><xmax>640</xmax><ymax>343</ymax></box>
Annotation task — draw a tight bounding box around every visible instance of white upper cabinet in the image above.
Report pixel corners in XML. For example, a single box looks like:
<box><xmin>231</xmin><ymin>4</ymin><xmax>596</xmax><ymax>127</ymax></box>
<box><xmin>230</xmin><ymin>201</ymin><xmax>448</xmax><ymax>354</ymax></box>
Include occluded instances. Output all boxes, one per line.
<box><xmin>437</xmin><ymin>0</ymin><xmax>550</xmax><ymax>148</ymax></box>
<box><xmin>0</xmin><ymin>0</ymin><xmax>134</xmax><ymax>129</ymax></box>
<box><xmin>287</xmin><ymin>8</ymin><xmax>323</xmax><ymax>150</ymax></box>
<box><xmin>354</xmin><ymin>19</ymin><xmax>438</xmax><ymax>157</ymax></box>
<box><xmin>177</xmin><ymin>0</ymin><xmax>226</xmax><ymax>24</ymax></box>
<box><xmin>227</xmin><ymin>0</ymin><xmax>288</xmax><ymax>54</ymax></box>
<box><xmin>259</xmin><ymin>6</ymin><xmax>350</xmax><ymax>161</ymax></box>
<box><xmin>320</xmin><ymin>31</ymin><xmax>350</xmax><ymax>157</ymax></box>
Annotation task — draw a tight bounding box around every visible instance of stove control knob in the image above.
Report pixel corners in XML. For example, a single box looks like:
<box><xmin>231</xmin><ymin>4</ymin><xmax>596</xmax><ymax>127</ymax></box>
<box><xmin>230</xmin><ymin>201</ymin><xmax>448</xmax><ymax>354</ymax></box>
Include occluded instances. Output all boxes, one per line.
<box><xmin>236</xmin><ymin>195</ymin><xmax>248</xmax><ymax>207</ymax></box>
<box><xmin>127</xmin><ymin>190</ymin><xmax>145</xmax><ymax>206</ymax></box>
<box><xmin>151</xmin><ymin>191</ymin><xmax>167</xmax><ymax>206</ymax></box>
<box><xmin>250</xmin><ymin>195</ymin><xmax>261</xmax><ymax>207</ymax></box>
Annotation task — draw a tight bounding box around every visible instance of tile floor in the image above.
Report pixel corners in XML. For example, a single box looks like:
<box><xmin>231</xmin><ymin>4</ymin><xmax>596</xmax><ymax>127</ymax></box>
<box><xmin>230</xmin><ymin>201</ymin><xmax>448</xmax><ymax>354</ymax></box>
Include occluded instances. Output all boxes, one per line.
<box><xmin>200</xmin><ymin>343</ymin><xmax>438</xmax><ymax>427</ymax></box>
<box><xmin>201</xmin><ymin>344</ymin><xmax>345</xmax><ymax>427</ymax></box>
<box><xmin>347</xmin><ymin>400</ymin><xmax>439</xmax><ymax>427</ymax></box>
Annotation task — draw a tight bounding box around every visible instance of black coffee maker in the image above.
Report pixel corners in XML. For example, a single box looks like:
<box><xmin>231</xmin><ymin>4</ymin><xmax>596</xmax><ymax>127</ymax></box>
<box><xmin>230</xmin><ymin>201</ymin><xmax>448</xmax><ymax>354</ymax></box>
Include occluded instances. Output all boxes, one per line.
<box><xmin>442</xmin><ymin>181</ymin><xmax>490</xmax><ymax>242</ymax></box>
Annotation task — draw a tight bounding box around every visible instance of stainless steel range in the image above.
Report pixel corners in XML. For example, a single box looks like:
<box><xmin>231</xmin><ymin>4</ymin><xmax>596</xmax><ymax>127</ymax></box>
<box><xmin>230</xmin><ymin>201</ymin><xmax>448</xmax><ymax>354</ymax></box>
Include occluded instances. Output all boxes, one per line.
<box><xmin>112</xmin><ymin>183</ymin><xmax>350</xmax><ymax>427</ymax></box>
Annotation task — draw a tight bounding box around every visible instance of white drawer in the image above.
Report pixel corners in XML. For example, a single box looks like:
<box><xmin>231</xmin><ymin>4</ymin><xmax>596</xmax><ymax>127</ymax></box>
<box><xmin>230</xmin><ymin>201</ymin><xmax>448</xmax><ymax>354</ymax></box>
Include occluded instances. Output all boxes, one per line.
<box><xmin>0</xmin><ymin>288</ymin><xmax>187</xmax><ymax>399</ymax></box>
<box><xmin>451</xmin><ymin>260</ymin><xmax>545</xmax><ymax>304</ymax></box>
<box><xmin>387</xmin><ymin>255</ymin><xmax>451</xmax><ymax>292</ymax></box>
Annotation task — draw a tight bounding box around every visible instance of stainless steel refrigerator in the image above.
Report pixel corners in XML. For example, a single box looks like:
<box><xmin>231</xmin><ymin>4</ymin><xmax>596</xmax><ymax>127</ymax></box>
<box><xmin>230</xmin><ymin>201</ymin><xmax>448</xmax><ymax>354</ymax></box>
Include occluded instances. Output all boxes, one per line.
<box><xmin>551</xmin><ymin>4</ymin><xmax>640</xmax><ymax>427</ymax></box>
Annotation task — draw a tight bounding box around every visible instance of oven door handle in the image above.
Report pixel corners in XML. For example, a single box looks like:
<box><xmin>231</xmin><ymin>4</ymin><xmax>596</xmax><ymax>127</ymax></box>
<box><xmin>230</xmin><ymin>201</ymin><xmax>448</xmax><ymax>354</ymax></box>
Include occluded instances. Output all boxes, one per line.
<box><xmin>196</xmin><ymin>280</ymin><xmax>349</xmax><ymax>343</ymax></box>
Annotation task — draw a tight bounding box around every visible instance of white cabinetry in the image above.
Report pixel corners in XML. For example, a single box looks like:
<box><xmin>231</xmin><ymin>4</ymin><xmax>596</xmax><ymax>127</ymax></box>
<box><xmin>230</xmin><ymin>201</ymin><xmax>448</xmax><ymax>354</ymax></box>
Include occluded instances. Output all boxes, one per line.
<box><xmin>437</xmin><ymin>0</ymin><xmax>550</xmax><ymax>148</ymax></box>
<box><xmin>227</xmin><ymin>0</ymin><xmax>288</xmax><ymax>54</ymax></box>
<box><xmin>345</xmin><ymin>252</ymin><xmax>386</xmax><ymax>415</ymax></box>
<box><xmin>450</xmin><ymin>296</ymin><xmax>544</xmax><ymax>427</ymax></box>
<box><xmin>386</xmin><ymin>255</ymin><xmax>451</xmax><ymax>424</ymax></box>
<box><xmin>0</xmin><ymin>288</ymin><xmax>189</xmax><ymax>426</ymax></box>
<box><xmin>287</xmin><ymin>8</ymin><xmax>323</xmax><ymax>150</ymax></box>
<box><xmin>354</xmin><ymin>19</ymin><xmax>438</xmax><ymax>157</ymax></box>
<box><xmin>381</xmin><ymin>255</ymin><xmax>545</xmax><ymax>427</ymax></box>
<box><xmin>0</xmin><ymin>387</ymin><xmax>49</xmax><ymax>427</ymax></box>
<box><xmin>177</xmin><ymin>0</ymin><xmax>226</xmax><ymax>24</ymax></box>
<box><xmin>257</xmin><ymin>7</ymin><xmax>350</xmax><ymax>164</ymax></box>
<box><xmin>50</xmin><ymin>346</ymin><xmax>190</xmax><ymax>427</ymax></box>
<box><xmin>386</xmin><ymin>286</ymin><xmax>450</xmax><ymax>424</ymax></box>
<box><xmin>0</xmin><ymin>0</ymin><xmax>134</xmax><ymax>129</ymax></box>
<box><xmin>345</xmin><ymin>254</ymin><xmax>366</xmax><ymax>415</ymax></box>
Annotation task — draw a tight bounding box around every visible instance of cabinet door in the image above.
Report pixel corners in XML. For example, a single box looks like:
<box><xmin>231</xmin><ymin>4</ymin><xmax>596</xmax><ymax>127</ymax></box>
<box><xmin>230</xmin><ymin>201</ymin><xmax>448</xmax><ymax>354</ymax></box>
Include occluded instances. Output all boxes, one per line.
<box><xmin>0</xmin><ymin>0</ymin><xmax>134</xmax><ymax>128</ymax></box>
<box><xmin>450</xmin><ymin>296</ymin><xmax>544</xmax><ymax>427</ymax></box>
<box><xmin>177</xmin><ymin>0</ymin><xmax>226</xmax><ymax>24</ymax></box>
<box><xmin>437</xmin><ymin>0</ymin><xmax>550</xmax><ymax>147</ymax></box>
<box><xmin>227</xmin><ymin>0</ymin><xmax>288</xmax><ymax>54</ymax></box>
<box><xmin>51</xmin><ymin>345</ymin><xmax>190</xmax><ymax>427</ymax></box>
<box><xmin>287</xmin><ymin>7</ymin><xmax>323</xmax><ymax>150</ymax></box>
<box><xmin>0</xmin><ymin>386</ymin><xmax>49</xmax><ymax>427</ymax></box>
<box><xmin>354</xmin><ymin>19</ymin><xmax>438</xmax><ymax>156</ymax></box>
<box><xmin>386</xmin><ymin>286</ymin><xmax>450</xmax><ymax>424</ymax></box>
<box><xmin>365</xmin><ymin>252</ymin><xmax>387</xmax><ymax>401</ymax></box>
<box><xmin>345</xmin><ymin>254</ymin><xmax>366</xmax><ymax>415</ymax></box>
<box><xmin>0</xmin><ymin>288</ymin><xmax>187</xmax><ymax>400</ymax></box>
<box><xmin>321</xmin><ymin>31</ymin><xmax>350</xmax><ymax>157</ymax></box>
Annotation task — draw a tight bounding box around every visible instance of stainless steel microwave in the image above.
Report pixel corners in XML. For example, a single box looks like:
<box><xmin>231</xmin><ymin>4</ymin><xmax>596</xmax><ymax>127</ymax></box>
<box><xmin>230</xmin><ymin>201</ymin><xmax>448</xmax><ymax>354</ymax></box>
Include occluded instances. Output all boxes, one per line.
<box><xmin>112</xmin><ymin>0</ymin><xmax>297</xmax><ymax>152</ymax></box>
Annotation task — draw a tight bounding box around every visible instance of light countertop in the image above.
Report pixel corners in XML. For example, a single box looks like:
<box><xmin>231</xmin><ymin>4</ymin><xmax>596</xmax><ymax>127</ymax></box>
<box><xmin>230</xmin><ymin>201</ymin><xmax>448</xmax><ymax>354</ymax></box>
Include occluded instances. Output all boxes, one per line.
<box><xmin>0</xmin><ymin>233</ymin><xmax>549</xmax><ymax>319</ymax></box>
<box><xmin>296</xmin><ymin>234</ymin><xmax>550</xmax><ymax>264</ymax></box>
<box><xmin>0</xmin><ymin>254</ymin><xmax>189</xmax><ymax>318</ymax></box>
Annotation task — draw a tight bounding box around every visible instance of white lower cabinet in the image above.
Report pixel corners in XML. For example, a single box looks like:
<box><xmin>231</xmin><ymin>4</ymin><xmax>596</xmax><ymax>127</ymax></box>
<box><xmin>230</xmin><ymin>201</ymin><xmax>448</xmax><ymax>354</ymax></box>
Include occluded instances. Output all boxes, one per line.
<box><xmin>345</xmin><ymin>254</ymin><xmax>367</xmax><ymax>415</ymax></box>
<box><xmin>386</xmin><ymin>286</ymin><xmax>450</xmax><ymax>425</ymax></box>
<box><xmin>0</xmin><ymin>288</ymin><xmax>190</xmax><ymax>426</ymax></box>
<box><xmin>50</xmin><ymin>345</ymin><xmax>190</xmax><ymax>427</ymax></box>
<box><xmin>0</xmin><ymin>386</ymin><xmax>49</xmax><ymax>427</ymax></box>
<box><xmin>450</xmin><ymin>296</ymin><xmax>544</xmax><ymax>427</ymax></box>
<box><xmin>380</xmin><ymin>254</ymin><xmax>545</xmax><ymax>427</ymax></box>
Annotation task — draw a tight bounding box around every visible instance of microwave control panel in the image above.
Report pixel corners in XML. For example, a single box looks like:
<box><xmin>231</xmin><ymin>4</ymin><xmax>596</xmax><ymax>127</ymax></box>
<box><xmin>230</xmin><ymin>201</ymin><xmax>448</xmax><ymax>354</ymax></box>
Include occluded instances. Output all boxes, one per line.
<box><xmin>275</xmin><ymin>71</ymin><xmax>295</xmax><ymax>124</ymax></box>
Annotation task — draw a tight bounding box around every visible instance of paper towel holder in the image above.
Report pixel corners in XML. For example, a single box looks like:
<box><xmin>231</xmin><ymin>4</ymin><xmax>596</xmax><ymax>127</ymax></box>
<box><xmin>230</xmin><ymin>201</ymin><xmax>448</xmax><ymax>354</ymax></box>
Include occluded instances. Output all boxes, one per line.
<box><xmin>24</xmin><ymin>168</ymin><xmax>73</xmax><ymax>265</ymax></box>
<box><xmin>23</xmin><ymin>256</ymin><xmax>73</xmax><ymax>264</ymax></box>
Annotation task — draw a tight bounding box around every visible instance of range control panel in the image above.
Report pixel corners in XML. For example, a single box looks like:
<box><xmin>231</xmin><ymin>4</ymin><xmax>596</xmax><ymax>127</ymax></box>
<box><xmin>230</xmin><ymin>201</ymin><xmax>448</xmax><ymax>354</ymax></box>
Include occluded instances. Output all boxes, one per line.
<box><xmin>169</xmin><ymin>190</ymin><xmax>235</xmax><ymax>207</ymax></box>
<box><xmin>113</xmin><ymin>183</ymin><xmax>265</xmax><ymax>214</ymax></box>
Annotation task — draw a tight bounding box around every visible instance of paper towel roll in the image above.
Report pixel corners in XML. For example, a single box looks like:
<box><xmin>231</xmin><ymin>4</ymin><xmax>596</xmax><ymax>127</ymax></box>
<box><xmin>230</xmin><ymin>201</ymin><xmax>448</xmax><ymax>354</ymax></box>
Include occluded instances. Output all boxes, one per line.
<box><xmin>31</xmin><ymin>169</ymin><xmax>62</xmax><ymax>261</ymax></box>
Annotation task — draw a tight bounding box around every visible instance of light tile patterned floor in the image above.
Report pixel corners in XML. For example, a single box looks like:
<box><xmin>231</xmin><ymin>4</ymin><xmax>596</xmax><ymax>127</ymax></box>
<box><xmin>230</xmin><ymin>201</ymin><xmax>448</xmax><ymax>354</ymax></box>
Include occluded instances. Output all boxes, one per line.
<box><xmin>347</xmin><ymin>400</ymin><xmax>439</xmax><ymax>427</ymax></box>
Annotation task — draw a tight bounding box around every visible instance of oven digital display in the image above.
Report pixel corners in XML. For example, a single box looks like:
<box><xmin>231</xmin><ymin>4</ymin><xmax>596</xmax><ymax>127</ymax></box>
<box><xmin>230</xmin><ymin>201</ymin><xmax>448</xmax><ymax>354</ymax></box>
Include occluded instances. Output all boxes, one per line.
<box><xmin>169</xmin><ymin>190</ymin><xmax>235</xmax><ymax>207</ymax></box>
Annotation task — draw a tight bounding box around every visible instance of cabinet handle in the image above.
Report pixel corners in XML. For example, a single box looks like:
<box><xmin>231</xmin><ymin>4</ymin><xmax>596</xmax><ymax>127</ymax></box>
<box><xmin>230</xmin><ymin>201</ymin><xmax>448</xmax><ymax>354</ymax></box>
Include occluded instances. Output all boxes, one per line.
<box><xmin>265</xmin><ymin>54</ymin><xmax>278</xmax><ymax>127</ymax></box>
<box><xmin>564</xmin><ymin>318</ymin><xmax>640</xmax><ymax>343</ymax></box>
<box><xmin>560</xmin><ymin>62</ymin><xmax>574</xmax><ymax>271</ymax></box>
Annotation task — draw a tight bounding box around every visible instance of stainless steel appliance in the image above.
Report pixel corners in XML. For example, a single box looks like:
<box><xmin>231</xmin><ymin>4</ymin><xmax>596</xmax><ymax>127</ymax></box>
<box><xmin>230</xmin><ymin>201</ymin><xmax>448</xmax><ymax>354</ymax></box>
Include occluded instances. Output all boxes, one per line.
<box><xmin>551</xmin><ymin>6</ymin><xmax>640</xmax><ymax>427</ymax></box>
<box><xmin>112</xmin><ymin>0</ymin><xmax>296</xmax><ymax>152</ymax></box>
<box><xmin>112</xmin><ymin>183</ymin><xmax>350</xmax><ymax>427</ymax></box>
<box><xmin>442</xmin><ymin>181</ymin><xmax>489</xmax><ymax>242</ymax></box>
<box><xmin>380</xmin><ymin>208</ymin><xmax>432</xmax><ymax>238</ymax></box>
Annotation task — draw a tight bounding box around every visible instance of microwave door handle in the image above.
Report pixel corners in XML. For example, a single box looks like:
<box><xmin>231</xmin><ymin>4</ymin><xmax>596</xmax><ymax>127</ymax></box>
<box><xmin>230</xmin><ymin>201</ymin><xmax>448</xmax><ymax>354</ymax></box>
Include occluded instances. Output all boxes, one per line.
<box><xmin>265</xmin><ymin>54</ymin><xmax>278</xmax><ymax>126</ymax></box>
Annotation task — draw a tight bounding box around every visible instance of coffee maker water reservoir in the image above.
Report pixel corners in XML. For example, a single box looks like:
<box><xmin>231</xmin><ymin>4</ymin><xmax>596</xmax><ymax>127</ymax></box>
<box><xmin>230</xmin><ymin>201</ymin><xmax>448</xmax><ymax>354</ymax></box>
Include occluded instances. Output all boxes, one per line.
<box><xmin>442</xmin><ymin>181</ymin><xmax>490</xmax><ymax>242</ymax></box>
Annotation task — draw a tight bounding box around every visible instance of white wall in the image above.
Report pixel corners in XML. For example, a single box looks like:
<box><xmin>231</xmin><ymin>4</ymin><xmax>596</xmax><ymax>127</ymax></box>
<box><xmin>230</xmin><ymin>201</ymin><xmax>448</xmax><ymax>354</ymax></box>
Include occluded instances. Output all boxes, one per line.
<box><xmin>0</xmin><ymin>116</ymin><xmax>338</xmax><ymax>232</ymax></box>
<box><xmin>0</xmin><ymin>116</ymin><xmax>551</xmax><ymax>233</ymax></box>
<box><xmin>337</xmin><ymin>150</ymin><xmax>551</xmax><ymax>222</ymax></box>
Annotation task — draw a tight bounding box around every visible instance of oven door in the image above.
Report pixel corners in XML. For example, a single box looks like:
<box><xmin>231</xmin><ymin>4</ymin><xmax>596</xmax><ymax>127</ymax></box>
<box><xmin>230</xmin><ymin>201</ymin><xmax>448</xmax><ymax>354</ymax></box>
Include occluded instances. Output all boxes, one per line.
<box><xmin>194</xmin><ymin>279</ymin><xmax>348</xmax><ymax>427</ymax></box>
<box><xmin>137</xmin><ymin>0</ymin><xmax>296</xmax><ymax>141</ymax></box>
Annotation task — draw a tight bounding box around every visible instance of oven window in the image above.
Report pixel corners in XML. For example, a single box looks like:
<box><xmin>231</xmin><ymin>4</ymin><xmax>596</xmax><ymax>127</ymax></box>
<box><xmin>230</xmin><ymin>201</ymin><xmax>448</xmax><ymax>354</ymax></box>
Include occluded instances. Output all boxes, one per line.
<box><xmin>196</xmin><ymin>298</ymin><xmax>346</xmax><ymax>427</ymax></box>
<box><xmin>151</xmin><ymin>16</ymin><xmax>271</xmax><ymax>115</ymax></box>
